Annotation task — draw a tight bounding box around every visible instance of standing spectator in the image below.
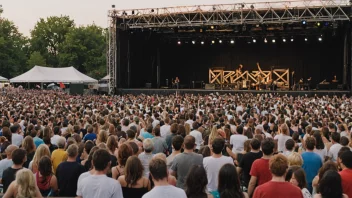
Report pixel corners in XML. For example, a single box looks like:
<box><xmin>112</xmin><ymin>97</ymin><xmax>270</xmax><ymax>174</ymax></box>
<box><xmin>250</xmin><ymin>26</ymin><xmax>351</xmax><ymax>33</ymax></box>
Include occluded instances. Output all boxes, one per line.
<box><xmin>339</xmin><ymin>150</ymin><xmax>352</xmax><ymax>198</ymax></box>
<box><xmin>190</xmin><ymin>122</ymin><xmax>203</xmax><ymax>152</ymax></box>
<box><xmin>315</xmin><ymin>170</ymin><xmax>348</xmax><ymax>198</ymax></box>
<box><xmin>77</xmin><ymin>149</ymin><xmax>123</xmax><ymax>198</ymax></box>
<box><xmin>51</xmin><ymin>137</ymin><xmax>67</xmax><ymax>174</ymax></box>
<box><xmin>140</xmin><ymin>124</ymin><xmax>154</xmax><ymax>140</ymax></box>
<box><xmin>0</xmin><ymin>145</ymin><xmax>17</xmax><ymax>180</ymax></box>
<box><xmin>313</xmin><ymin>131</ymin><xmax>327</xmax><ymax>163</ymax></box>
<box><xmin>35</xmin><ymin>156</ymin><xmax>58</xmax><ymax>196</ymax></box>
<box><xmin>2</xmin><ymin>148</ymin><xmax>27</xmax><ymax>193</ymax></box>
<box><xmin>248</xmin><ymin>139</ymin><xmax>275</xmax><ymax>197</ymax></box>
<box><xmin>328</xmin><ymin>132</ymin><xmax>342</xmax><ymax>162</ymax></box>
<box><xmin>185</xmin><ymin>165</ymin><xmax>211</xmax><ymax>198</ymax></box>
<box><xmin>10</xmin><ymin>125</ymin><xmax>23</xmax><ymax>147</ymax></box>
<box><xmin>283</xmin><ymin>139</ymin><xmax>295</xmax><ymax>157</ymax></box>
<box><xmin>302</xmin><ymin>137</ymin><xmax>322</xmax><ymax>193</ymax></box>
<box><xmin>237</xmin><ymin>138</ymin><xmax>263</xmax><ymax>188</ymax></box>
<box><xmin>22</xmin><ymin>136</ymin><xmax>36</xmax><ymax>168</ymax></box>
<box><xmin>1</xmin><ymin>127</ymin><xmax>12</xmax><ymax>158</ymax></box>
<box><xmin>166</xmin><ymin>123</ymin><xmax>178</xmax><ymax>155</ymax></box>
<box><xmin>43</xmin><ymin>136</ymin><xmax>58</xmax><ymax>154</ymax></box>
<box><xmin>253</xmin><ymin>154</ymin><xmax>303</xmax><ymax>198</ymax></box>
<box><xmin>166</xmin><ymin>136</ymin><xmax>183</xmax><ymax>169</ymax></box>
<box><xmin>33</xmin><ymin>127</ymin><xmax>44</xmax><ymax>148</ymax></box>
<box><xmin>56</xmin><ymin>144</ymin><xmax>85</xmax><ymax>197</ymax></box>
<box><xmin>3</xmin><ymin>169</ymin><xmax>42</xmax><ymax>198</ymax></box>
<box><xmin>29</xmin><ymin>144</ymin><xmax>50</xmax><ymax>174</ymax></box>
<box><xmin>142</xmin><ymin>158</ymin><xmax>186</xmax><ymax>198</ymax></box>
<box><xmin>230</xmin><ymin>126</ymin><xmax>248</xmax><ymax>153</ymax></box>
<box><xmin>112</xmin><ymin>143</ymin><xmax>133</xmax><ymax>180</ymax></box>
<box><xmin>160</xmin><ymin>117</ymin><xmax>171</xmax><ymax>138</ymax></box>
<box><xmin>51</xmin><ymin>126</ymin><xmax>61</xmax><ymax>146</ymax></box>
<box><xmin>83</xmin><ymin>125</ymin><xmax>97</xmax><ymax>142</ymax></box>
<box><xmin>171</xmin><ymin>135</ymin><xmax>203</xmax><ymax>189</ymax></box>
<box><xmin>289</xmin><ymin>167</ymin><xmax>312</xmax><ymax>198</ymax></box>
<box><xmin>204</xmin><ymin>138</ymin><xmax>233</xmax><ymax>192</ymax></box>
<box><xmin>138</xmin><ymin>138</ymin><xmax>154</xmax><ymax>177</ymax></box>
<box><xmin>152</xmin><ymin>127</ymin><xmax>168</xmax><ymax>154</ymax></box>
<box><xmin>274</xmin><ymin>124</ymin><xmax>292</xmax><ymax>153</ymax></box>
<box><xmin>118</xmin><ymin>156</ymin><xmax>150</xmax><ymax>197</ymax></box>
<box><xmin>211</xmin><ymin>164</ymin><xmax>248</xmax><ymax>198</ymax></box>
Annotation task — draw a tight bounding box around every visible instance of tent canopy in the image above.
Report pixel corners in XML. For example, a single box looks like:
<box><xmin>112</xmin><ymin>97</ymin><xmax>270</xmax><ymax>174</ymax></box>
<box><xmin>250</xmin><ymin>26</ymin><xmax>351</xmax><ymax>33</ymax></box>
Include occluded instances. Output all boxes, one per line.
<box><xmin>10</xmin><ymin>66</ymin><xmax>98</xmax><ymax>83</ymax></box>
<box><xmin>101</xmin><ymin>75</ymin><xmax>109</xmax><ymax>81</ymax></box>
<box><xmin>0</xmin><ymin>76</ymin><xmax>8</xmax><ymax>82</ymax></box>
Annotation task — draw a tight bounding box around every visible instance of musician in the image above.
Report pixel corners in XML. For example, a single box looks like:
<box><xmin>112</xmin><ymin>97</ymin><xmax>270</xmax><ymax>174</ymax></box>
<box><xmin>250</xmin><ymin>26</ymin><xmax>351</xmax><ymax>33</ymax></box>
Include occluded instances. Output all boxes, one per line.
<box><xmin>173</xmin><ymin>77</ymin><xmax>180</xmax><ymax>89</ymax></box>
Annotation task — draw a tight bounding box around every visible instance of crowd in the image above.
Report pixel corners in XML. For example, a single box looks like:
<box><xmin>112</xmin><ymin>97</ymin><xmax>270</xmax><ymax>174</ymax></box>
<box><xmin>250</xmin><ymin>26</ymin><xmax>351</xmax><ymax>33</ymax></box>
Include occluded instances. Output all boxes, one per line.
<box><xmin>0</xmin><ymin>87</ymin><xmax>351</xmax><ymax>198</ymax></box>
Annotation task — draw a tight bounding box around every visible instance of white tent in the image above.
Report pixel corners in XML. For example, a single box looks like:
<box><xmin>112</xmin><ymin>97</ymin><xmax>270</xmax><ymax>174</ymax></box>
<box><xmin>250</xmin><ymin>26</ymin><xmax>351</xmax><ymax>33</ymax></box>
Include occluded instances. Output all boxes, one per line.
<box><xmin>101</xmin><ymin>75</ymin><xmax>110</xmax><ymax>81</ymax></box>
<box><xmin>0</xmin><ymin>76</ymin><xmax>8</xmax><ymax>82</ymax></box>
<box><xmin>10</xmin><ymin>66</ymin><xmax>98</xmax><ymax>83</ymax></box>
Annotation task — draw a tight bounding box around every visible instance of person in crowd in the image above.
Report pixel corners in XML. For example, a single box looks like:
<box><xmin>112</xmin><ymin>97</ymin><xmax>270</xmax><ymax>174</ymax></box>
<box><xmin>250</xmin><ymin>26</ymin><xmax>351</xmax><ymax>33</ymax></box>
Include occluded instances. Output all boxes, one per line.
<box><xmin>1</xmin><ymin>127</ymin><xmax>12</xmax><ymax>158</ymax></box>
<box><xmin>77</xmin><ymin>149</ymin><xmax>123</xmax><ymax>198</ymax></box>
<box><xmin>0</xmin><ymin>145</ymin><xmax>17</xmax><ymax>181</ymax></box>
<box><xmin>51</xmin><ymin>137</ymin><xmax>67</xmax><ymax>174</ymax></box>
<box><xmin>77</xmin><ymin>146</ymin><xmax>99</xmax><ymax>189</ymax></box>
<box><xmin>106</xmin><ymin>136</ymin><xmax>118</xmax><ymax>167</ymax></box>
<box><xmin>112</xmin><ymin>143</ymin><xmax>133</xmax><ymax>180</ymax></box>
<box><xmin>170</xmin><ymin>135</ymin><xmax>203</xmax><ymax>189</ymax></box>
<box><xmin>289</xmin><ymin>166</ymin><xmax>312</xmax><ymax>198</ymax></box>
<box><xmin>140</xmin><ymin>124</ymin><xmax>154</xmax><ymax>140</ymax></box>
<box><xmin>313</xmin><ymin>131</ymin><xmax>327</xmax><ymax>163</ymax></box>
<box><xmin>22</xmin><ymin>136</ymin><xmax>36</xmax><ymax>168</ymax></box>
<box><xmin>56</xmin><ymin>144</ymin><xmax>85</xmax><ymax>197</ymax></box>
<box><xmin>248</xmin><ymin>138</ymin><xmax>275</xmax><ymax>197</ymax></box>
<box><xmin>166</xmin><ymin>135</ymin><xmax>184</xmax><ymax>169</ymax></box>
<box><xmin>29</xmin><ymin>144</ymin><xmax>50</xmax><ymax>174</ymax></box>
<box><xmin>51</xmin><ymin>126</ymin><xmax>61</xmax><ymax>146</ymax></box>
<box><xmin>81</xmin><ymin>140</ymin><xmax>95</xmax><ymax>168</ymax></box>
<box><xmin>10</xmin><ymin>125</ymin><xmax>23</xmax><ymax>147</ymax></box>
<box><xmin>185</xmin><ymin>165</ymin><xmax>213</xmax><ymax>198</ymax></box>
<box><xmin>328</xmin><ymin>132</ymin><xmax>343</xmax><ymax>162</ymax></box>
<box><xmin>339</xmin><ymin>150</ymin><xmax>352</xmax><ymax>198</ymax></box>
<box><xmin>83</xmin><ymin>125</ymin><xmax>97</xmax><ymax>142</ymax></box>
<box><xmin>199</xmin><ymin>145</ymin><xmax>211</xmax><ymax>158</ymax></box>
<box><xmin>288</xmin><ymin>152</ymin><xmax>304</xmax><ymax>167</ymax></box>
<box><xmin>211</xmin><ymin>163</ymin><xmax>248</xmax><ymax>198</ymax></box>
<box><xmin>152</xmin><ymin>127</ymin><xmax>168</xmax><ymax>154</ymax></box>
<box><xmin>43</xmin><ymin>136</ymin><xmax>58</xmax><ymax>154</ymax></box>
<box><xmin>230</xmin><ymin>126</ymin><xmax>248</xmax><ymax>153</ymax></box>
<box><xmin>302</xmin><ymin>137</ymin><xmax>323</xmax><ymax>193</ymax></box>
<box><xmin>274</xmin><ymin>124</ymin><xmax>292</xmax><ymax>153</ymax></box>
<box><xmin>2</xmin><ymin>148</ymin><xmax>27</xmax><ymax>193</ymax></box>
<box><xmin>204</xmin><ymin>138</ymin><xmax>233</xmax><ymax>192</ymax></box>
<box><xmin>314</xmin><ymin>170</ymin><xmax>348</xmax><ymax>198</ymax></box>
<box><xmin>142</xmin><ymin>158</ymin><xmax>187</xmax><ymax>198</ymax></box>
<box><xmin>33</xmin><ymin>127</ymin><xmax>44</xmax><ymax>148</ymax></box>
<box><xmin>190</xmin><ymin>122</ymin><xmax>203</xmax><ymax>152</ymax></box>
<box><xmin>118</xmin><ymin>156</ymin><xmax>150</xmax><ymax>197</ymax></box>
<box><xmin>153</xmin><ymin>153</ymin><xmax>177</xmax><ymax>186</ymax></box>
<box><xmin>237</xmin><ymin>138</ymin><xmax>263</xmax><ymax>189</ymax></box>
<box><xmin>3</xmin><ymin>169</ymin><xmax>42</xmax><ymax>198</ymax></box>
<box><xmin>160</xmin><ymin>117</ymin><xmax>171</xmax><ymax>139</ymax></box>
<box><xmin>166</xmin><ymin>123</ymin><xmax>179</xmax><ymax>155</ymax></box>
<box><xmin>253</xmin><ymin>154</ymin><xmax>303</xmax><ymax>198</ymax></box>
<box><xmin>35</xmin><ymin>156</ymin><xmax>58</xmax><ymax>196</ymax></box>
<box><xmin>283</xmin><ymin>139</ymin><xmax>295</xmax><ymax>157</ymax></box>
<box><xmin>139</xmin><ymin>138</ymin><xmax>154</xmax><ymax>177</ymax></box>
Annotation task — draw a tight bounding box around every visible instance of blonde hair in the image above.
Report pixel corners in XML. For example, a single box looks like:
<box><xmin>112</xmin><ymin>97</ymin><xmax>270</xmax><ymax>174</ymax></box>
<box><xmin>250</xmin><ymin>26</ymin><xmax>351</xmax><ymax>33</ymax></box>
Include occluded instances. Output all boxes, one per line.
<box><xmin>98</xmin><ymin>130</ymin><xmax>108</xmax><ymax>144</ymax></box>
<box><xmin>287</xmin><ymin>152</ymin><xmax>303</xmax><ymax>166</ymax></box>
<box><xmin>22</xmin><ymin>136</ymin><xmax>35</xmax><ymax>153</ymax></box>
<box><xmin>153</xmin><ymin>153</ymin><xmax>166</xmax><ymax>162</ymax></box>
<box><xmin>209</xmin><ymin>126</ymin><xmax>219</xmax><ymax>145</ymax></box>
<box><xmin>32</xmin><ymin>145</ymin><xmax>50</xmax><ymax>170</ymax></box>
<box><xmin>184</xmin><ymin>123</ymin><xmax>191</xmax><ymax>136</ymax></box>
<box><xmin>16</xmin><ymin>169</ymin><xmax>37</xmax><ymax>198</ymax></box>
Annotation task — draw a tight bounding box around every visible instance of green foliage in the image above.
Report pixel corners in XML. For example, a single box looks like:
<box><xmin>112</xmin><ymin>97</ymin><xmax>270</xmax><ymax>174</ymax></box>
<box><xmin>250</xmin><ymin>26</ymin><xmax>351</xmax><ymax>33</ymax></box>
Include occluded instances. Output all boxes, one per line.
<box><xmin>0</xmin><ymin>18</ymin><xmax>28</xmax><ymax>78</ymax></box>
<box><xmin>59</xmin><ymin>25</ymin><xmax>106</xmax><ymax>79</ymax></box>
<box><xmin>30</xmin><ymin>16</ymin><xmax>74</xmax><ymax>67</ymax></box>
<box><xmin>27</xmin><ymin>51</ymin><xmax>46</xmax><ymax>69</ymax></box>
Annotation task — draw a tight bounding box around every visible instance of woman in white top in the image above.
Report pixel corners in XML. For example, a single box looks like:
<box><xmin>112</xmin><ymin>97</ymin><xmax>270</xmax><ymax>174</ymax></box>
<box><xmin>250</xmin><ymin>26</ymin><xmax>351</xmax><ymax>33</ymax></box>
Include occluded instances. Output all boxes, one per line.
<box><xmin>313</xmin><ymin>131</ymin><xmax>327</xmax><ymax>163</ymax></box>
<box><xmin>289</xmin><ymin>167</ymin><xmax>312</xmax><ymax>198</ymax></box>
<box><xmin>274</xmin><ymin>124</ymin><xmax>292</xmax><ymax>153</ymax></box>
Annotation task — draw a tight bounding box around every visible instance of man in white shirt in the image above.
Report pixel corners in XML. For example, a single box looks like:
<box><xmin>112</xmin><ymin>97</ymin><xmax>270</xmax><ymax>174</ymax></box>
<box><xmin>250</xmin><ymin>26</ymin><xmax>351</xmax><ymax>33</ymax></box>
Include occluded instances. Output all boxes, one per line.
<box><xmin>230</xmin><ymin>126</ymin><xmax>248</xmax><ymax>153</ymax></box>
<box><xmin>51</xmin><ymin>126</ymin><xmax>61</xmax><ymax>146</ymax></box>
<box><xmin>204</xmin><ymin>138</ymin><xmax>234</xmax><ymax>192</ymax></box>
<box><xmin>0</xmin><ymin>145</ymin><xmax>17</xmax><ymax>180</ymax></box>
<box><xmin>328</xmin><ymin>132</ymin><xmax>343</xmax><ymax>162</ymax></box>
<box><xmin>77</xmin><ymin>149</ymin><xmax>123</xmax><ymax>198</ymax></box>
<box><xmin>10</xmin><ymin>125</ymin><xmax>23</xmax><ymax>147</ymax></box>
<box><xmin>189</xmin><ymin>122</ymin><xmax>203</xmax><ymax>151</ymax></box>
<box><xmin>143</xmin><ymin>158</ymin><xmax>186</xmax><ymax>198</ymax></box>
<box><xmin>160</xmin><ymin>117</ymin><xmax>171</xmax><ymax>139</ymax></box>
<box><xmin>185</xmin><ymin>114</ymin><xmax>194</xmax><ymax>130</ymax></box>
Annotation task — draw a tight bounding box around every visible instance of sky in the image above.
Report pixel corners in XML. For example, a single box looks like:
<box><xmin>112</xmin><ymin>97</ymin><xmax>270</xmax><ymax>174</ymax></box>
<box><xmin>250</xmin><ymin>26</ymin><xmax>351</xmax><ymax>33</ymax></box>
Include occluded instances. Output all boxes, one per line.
<box><xmin>1</xmin><ymin>0</ymin><xmax>281</xmax><ymax>37</ymax></box>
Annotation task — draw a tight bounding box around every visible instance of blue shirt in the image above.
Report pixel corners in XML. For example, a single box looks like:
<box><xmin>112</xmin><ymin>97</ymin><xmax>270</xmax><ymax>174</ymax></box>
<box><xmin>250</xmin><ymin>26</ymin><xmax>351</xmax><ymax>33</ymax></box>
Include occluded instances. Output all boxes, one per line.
<box><xmin>141</xmin><ymin>132</ymin><xmax>154</xmax><ymax>140</ymax></box>
<box><xmin>83</xmin><ymin>133</ymin><xmax>97</xmax><ymax>142</ymax></box>
<box><xmin>302</xmin><ymin>152</ymin><xmax>322</xmax><ymax>189</ymax></box>
<box><xmin>33</xmin><ymin>137</ymin><xmax>44</xmax><ymax>148</ymax></box>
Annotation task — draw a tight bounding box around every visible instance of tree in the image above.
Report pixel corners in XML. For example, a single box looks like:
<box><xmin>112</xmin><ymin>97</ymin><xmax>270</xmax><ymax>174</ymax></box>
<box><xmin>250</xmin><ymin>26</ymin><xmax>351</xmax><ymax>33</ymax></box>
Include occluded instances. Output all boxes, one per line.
<box><xmin>0</xmin><ymin>17</ymin><xmax>28</xmax><ymax>78</ymax></box>
<box><xmin>27</xmin><ymin>51</ymin><xmax>46</xmax><ymax>69</ymax></box>
<box><xmin>30</xmin><ymin>16</ymin><xmax>74</xmax><ymax>67</ymax></box>
<box><xmin>59</xmin><ymin>25</ymin><xmax>106</xmax><ymax>79</ymax></box>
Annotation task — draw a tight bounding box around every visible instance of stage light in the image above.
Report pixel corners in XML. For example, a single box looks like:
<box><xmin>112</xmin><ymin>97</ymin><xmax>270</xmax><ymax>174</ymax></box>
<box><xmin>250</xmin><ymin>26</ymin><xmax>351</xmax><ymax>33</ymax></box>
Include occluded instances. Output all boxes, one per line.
<box><xmin>283</xmin><ymin>38</ymin><xmax>286</xmax><ymax>42</ymax></box>
<box><xmin>112</xmin><ymin>5</ymin><xmax>116</xmax><ymax>8</ymax></box>
<box><xmin>230</xmin><ymin>40</ymin><xmax>235</xmax><ymax>44</ymax></box>
<box><xmin>291</xmin><ymin>38</ymin><xmax>294</xmax><ymax>42</ymax></box>
<box><xmin>219</xmin><ymin>40</ymin><xmax>222</xmax><ymax>44</ymax></box>
<box><xmin>272</xmin><ymin>39</ymin><xmax>276</xmax><ymax>43</ymax></box>
<box><xmin>302</xmin><ymin>20</ymin><xmax>307</xmax><ymax>25</ymax></box>
<box><xmin>212</xmin><ymin>40</ymin><xmax>215</xmax><ymax>44</ymax></box>
<box><xmin>304</xmin><ymin>38</ymin><xmax>308</xmax><ymax>42</ymax></box>
<box><xmin>177</xmin><ymin>41</ymin><xmax>181</xmax><ymax>45</ymax></box>
<box><xmin>192</xmin><ymin>40</ymin><xmax>196</xmax><ymax>44</ymax></box>
<box><xmin>253</xmin><ymin>38</ymin><xmax>256</xmax><ymax>43</ymax></box>
<box><xmin>151</xmin><ymin>9</ymin><xmax>154</xmax><ymax>12</ymax></box>
<box><xmin>318</xmin><ymin>37</ymin><xmax>322</xmax><ymax>42</ymax></box>
<box><xmin>317</xmin><ymin>22</ymin><xmax>321</xmax><ymax>27</ymax></box>
<box><xmin>210</xmin><ymin>26</ymin><xmax>214</xmax><ymax>29</ymax></box>
<box><xmin>132</xmin><ymin>10</ymin><xmax>135</xmax><ymax>15</ymax></box>
<box><xmin>324</xmin><ymin>22</ymin><xmax>329</xmax><ymax>27</ymax></box>
<box><xmin>264</xmin><ymin>38</ymin><xmax>268</xmax><ymax>43</ymax></box>
<box><xmin>201</xmin><ymin>41</ymin><xmax>204</xmax><ymax>45</ymax></box>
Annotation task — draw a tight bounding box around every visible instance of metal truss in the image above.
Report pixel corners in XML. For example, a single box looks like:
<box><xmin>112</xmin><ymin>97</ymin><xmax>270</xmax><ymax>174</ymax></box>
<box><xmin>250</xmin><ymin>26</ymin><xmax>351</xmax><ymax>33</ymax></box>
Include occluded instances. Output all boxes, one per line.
<box><xmin>110</xmin><ymin>0</ymin><xmax>350</xmax><ymax>29</ymax></box>
<box><xmin>107</xmin><ymin>10</ymin><xmax>117</xmax><ymax>95</ymax></box>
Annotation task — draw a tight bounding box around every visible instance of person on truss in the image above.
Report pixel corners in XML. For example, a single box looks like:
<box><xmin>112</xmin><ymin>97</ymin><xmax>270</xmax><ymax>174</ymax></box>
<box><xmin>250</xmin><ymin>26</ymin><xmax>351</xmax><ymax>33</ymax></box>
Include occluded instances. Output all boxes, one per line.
<box><xmin>236</xmin><ymin>64</ymin><xmax>244</xmax><ymax>78</ymax></box>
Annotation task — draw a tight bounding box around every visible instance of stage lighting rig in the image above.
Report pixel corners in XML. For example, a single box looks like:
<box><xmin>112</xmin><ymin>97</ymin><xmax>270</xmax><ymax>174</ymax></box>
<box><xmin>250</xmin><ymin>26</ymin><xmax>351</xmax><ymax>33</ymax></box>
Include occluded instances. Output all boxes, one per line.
<box><xmin>192</xmin><ymin>40</ymin><xmax>196</xmax><ymax>44</ymax></box>
<box><xmin>304</xmin><ymin>38</ymin><xmax>308</xmax><ymax>42</ymax></box>
<box><xmin>272</xmin><ymin>39</ymin><xmax>276</xmax><ymax>43</ymax></box>
<box><xmin>302</xmin><ymin>20</ymin><xmax>307</xmax><ymax>25</ymax></box>
<box><xmin>201</xmin><ymin>41</ymin><xmax>204</xmax><ymax>45</ymax></box>
<box><xmin>318</xmin><ymin>37</ymin><xmax>322</xmax><ymax>41</ymax></box>
<box><xmin>253</xmin><ymin>38</ymin><xmax>256</xmax><ymax>43</ymax></box>
<box><xmin>177</xmin><ymin>41</ymin><xmax>181</xmax><ymax>45</ymax></box>
<box><xmin>283</xmin><ymin>38</ymin><xmax>286</xmax><ymax>42</ymax></box>
<box><xmin>264</xmin><ymin>38</ymin><xmax>268</xmax><ymax>43</ymax></box>
<box><xmin>112</xmin><ymin>5</ymin><xmax>115</xmax><ymax>8</ymax></box>
<box><xmin>230</xmin><ymin>40</ymin><xmax>235</xmax><ymax>44</ymax></box>
<box><xmin>291</xmin><ymin>38</ymin><xmax>294</xmax><ymax>42</ymax></box>
<box><xmin>219</xmin><ymin>40</ymin><xmax>222</xmax><ymax>44</ymax></box>
<box><xmin>212</xmin><ymin>40</ymin><xmax>215</xmax><ymax>44</ymax></box>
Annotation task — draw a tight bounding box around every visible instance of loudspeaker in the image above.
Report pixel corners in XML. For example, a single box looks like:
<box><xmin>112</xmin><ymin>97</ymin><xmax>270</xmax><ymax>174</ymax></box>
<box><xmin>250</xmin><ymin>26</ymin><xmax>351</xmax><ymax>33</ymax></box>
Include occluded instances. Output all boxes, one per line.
<box><xmin>205</xmin><ymin>84</ymin><xmax>215</xmax><ymax>90</ymax></box>
<box><xmin>70</xmin><ymin>83</ymin><xmax>84</xmax><ymax>95</ymax></box>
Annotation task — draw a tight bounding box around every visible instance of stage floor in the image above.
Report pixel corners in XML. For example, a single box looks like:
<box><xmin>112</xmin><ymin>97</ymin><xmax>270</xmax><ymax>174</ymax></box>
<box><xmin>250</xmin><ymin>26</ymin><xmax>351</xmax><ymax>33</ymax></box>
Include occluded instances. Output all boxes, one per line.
<box><xmin>117</xmin><ymin>88</ymin><xmax>350</xmax><ymax>96</ymax></box>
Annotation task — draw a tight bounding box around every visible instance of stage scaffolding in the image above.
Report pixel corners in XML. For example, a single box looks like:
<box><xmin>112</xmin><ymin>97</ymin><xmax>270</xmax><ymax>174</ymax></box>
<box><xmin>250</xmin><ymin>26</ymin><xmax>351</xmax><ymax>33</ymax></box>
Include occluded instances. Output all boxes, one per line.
<box><xmin>107</xmin><ymin>0</ymin><xmax>351</xmax><ymax>93</ymax></box>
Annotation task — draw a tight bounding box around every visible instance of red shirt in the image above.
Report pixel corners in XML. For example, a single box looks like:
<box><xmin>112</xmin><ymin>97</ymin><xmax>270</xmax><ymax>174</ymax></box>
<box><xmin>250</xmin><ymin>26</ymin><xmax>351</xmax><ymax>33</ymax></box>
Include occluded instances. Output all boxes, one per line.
<box><xmin>340</xmin><ymin>169</ymin><xmax>352</xmax><ymax>198</ymax></box>
<box><xmin>253</xmin><ymin>181</ymin><xmax>303</xmax><ymax>198</ymax></box>
<box><xmin>250</xmin><ymin>158</ymin><xmax>272</xmax><ymax>186</ymax></box>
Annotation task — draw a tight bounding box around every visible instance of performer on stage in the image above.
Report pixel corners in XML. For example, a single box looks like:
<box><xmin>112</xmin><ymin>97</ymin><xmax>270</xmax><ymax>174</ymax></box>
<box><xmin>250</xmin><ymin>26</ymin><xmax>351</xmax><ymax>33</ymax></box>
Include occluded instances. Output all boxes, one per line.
<box><xmin>173</xmin><ymin>77</ymin><xmax>180</xmax><ymax>89</ymax></box>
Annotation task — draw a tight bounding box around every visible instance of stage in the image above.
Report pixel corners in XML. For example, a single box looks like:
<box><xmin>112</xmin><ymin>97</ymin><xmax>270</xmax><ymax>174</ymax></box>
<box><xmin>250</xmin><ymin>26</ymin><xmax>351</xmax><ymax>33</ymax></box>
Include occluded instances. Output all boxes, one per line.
<box><xmin>117</xmin><ymin>88</ymin><xmax>350</xmax><ymax>97</ymax></box>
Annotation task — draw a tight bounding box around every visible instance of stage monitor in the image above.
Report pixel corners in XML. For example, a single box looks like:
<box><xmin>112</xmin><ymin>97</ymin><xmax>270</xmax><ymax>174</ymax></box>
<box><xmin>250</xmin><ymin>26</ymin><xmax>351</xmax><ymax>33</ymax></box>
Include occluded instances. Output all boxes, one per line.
<box><xmin>70</xmin><ymin>83</ymin><xmax>84</xmax><ymax>95</ymax></box>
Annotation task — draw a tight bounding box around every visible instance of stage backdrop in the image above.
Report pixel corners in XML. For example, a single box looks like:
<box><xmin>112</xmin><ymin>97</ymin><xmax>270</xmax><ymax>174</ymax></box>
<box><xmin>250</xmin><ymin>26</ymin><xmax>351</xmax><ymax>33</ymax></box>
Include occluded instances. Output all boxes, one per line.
<box><xmin>120</xmin><ymin>29</ymin><xmax>345</xmax><ymax>89</ymax></box>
